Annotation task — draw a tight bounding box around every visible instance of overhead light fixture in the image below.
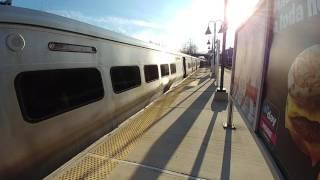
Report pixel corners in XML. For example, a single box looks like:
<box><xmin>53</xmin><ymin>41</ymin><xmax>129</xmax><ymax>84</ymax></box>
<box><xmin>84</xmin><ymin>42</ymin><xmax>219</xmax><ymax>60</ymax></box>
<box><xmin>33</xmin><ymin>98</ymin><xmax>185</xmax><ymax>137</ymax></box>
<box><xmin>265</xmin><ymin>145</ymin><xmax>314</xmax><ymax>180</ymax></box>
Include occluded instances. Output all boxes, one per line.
<box><xmin>205</xmin><ymin>26</ymin><xmax>212</xmax><ymax>35</ymax></box>
<box><xmin>218</xmin><ymin>23</ymin><xmax>228</xmax><ymax>33</ymax></box>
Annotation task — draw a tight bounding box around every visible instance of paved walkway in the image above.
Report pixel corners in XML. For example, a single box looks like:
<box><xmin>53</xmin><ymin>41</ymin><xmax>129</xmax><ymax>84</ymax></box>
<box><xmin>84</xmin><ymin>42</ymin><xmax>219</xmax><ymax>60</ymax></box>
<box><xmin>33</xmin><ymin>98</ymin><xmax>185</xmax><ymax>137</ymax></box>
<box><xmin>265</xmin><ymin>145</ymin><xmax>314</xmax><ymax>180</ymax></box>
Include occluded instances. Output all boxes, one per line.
<box><xmin>46</xmin><ymin>68</ymin><xmax>276</xmax><ymax>180</ymax></box>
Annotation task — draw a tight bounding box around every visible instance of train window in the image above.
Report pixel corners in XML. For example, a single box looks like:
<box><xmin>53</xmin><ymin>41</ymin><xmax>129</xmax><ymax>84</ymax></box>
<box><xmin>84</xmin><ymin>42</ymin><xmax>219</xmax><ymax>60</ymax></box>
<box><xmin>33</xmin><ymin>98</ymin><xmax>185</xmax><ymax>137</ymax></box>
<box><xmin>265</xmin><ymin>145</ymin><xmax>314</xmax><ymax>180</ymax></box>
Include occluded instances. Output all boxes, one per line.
<box><xmin>110</xmin><ymin>66</ymin><xmax>141</xmax><ymax>93</ymax></box>
<box><xmin>15</xmin><ymin>68</ymin><xmax>104</xmax><ymax>123</ymax></box>
<box><xmin>160</xmin><ymin>64</ymin><xmax>170</xmax><ymax>77</ymax></box>
<box><xmin>144</xmin><ymin>65</ymin><xmax>159</xmax><ymax>83</ymax></box>
<box><xmin>188</xmin><ymin>63</ymin><xmax>191</xmax><ymax>68</ymax></box>
<box><xmin>170</xmin><ymin>64</ymin><xmax>176</xmax><ymax>74</ymax></box>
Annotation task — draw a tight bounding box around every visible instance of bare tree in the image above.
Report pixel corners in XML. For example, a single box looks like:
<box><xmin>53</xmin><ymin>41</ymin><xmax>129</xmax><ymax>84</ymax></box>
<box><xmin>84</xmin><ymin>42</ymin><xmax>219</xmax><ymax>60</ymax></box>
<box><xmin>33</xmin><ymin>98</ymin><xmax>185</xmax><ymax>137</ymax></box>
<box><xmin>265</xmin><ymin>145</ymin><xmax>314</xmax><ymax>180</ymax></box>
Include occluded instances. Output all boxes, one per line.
<box><xmin>0</xmin><ymin>0</ymin><xmax>12</xmax><ymax>5</ymax></box>
<box><xmin>180</xmin><ymin>39</ymin><xmax>198</xmax><ymax>55</ymax></box>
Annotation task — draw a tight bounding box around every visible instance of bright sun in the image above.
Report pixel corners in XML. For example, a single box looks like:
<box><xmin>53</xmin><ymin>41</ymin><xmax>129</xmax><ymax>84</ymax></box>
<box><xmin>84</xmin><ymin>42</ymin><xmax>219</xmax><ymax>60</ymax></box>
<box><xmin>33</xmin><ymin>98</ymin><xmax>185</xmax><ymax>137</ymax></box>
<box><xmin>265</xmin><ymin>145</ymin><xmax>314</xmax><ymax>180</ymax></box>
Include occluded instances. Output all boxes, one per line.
<box><xmin>227</xmin><ymin>0</ymin><xmax>260</xmax><ymax>29</ymax></box>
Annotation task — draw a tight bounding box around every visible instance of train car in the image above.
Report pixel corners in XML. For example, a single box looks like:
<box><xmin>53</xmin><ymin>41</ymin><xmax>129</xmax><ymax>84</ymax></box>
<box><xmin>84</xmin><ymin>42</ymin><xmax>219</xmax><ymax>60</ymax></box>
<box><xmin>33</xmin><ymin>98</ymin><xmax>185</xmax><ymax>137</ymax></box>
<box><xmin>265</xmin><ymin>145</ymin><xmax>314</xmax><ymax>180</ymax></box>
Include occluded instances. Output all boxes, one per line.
<box><xmin>0</xmin><ymin>5</ymin><xmax>199</xmax><ymax>179</ymax></box>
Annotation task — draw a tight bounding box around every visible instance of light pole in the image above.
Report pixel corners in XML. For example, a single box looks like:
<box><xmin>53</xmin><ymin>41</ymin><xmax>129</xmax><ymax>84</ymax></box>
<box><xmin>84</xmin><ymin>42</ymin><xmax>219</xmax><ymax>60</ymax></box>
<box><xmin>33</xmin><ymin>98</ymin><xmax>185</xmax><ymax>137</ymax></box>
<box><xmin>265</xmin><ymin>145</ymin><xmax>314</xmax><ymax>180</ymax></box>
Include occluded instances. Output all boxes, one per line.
<box><xmin>205</xmin><ymin>20</ymin><xmax>223</xmax><ymax>79</ymax></box>
<box><xmin>219</xmin><ymin>0</ymin><xmax>228</xmax><ymax>93</ymax></box>
<box><xmin>205</xmin><ymin>0</ymin><xmax>229</xmax><ymax>93</ymax></box>
<box><xmin>221</xmin><ymin>0</ymin><xmax>235</xmax><ymax>129</ymax></box>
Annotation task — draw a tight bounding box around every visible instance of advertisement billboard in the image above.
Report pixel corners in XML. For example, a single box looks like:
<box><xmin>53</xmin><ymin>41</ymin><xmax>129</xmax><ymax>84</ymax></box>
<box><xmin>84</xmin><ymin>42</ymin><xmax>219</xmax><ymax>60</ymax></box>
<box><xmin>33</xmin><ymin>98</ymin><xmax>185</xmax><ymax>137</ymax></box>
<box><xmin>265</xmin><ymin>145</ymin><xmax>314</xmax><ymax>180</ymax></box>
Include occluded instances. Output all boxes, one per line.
<box><xmin>231</xmin><ymin>1</ymin><xmax>269</xmax><ymax>129</ymax></box>
<box><xmin>258</xmin><ymin>0</ymin><xmax>320</xmax><ymax>179</ymax></box>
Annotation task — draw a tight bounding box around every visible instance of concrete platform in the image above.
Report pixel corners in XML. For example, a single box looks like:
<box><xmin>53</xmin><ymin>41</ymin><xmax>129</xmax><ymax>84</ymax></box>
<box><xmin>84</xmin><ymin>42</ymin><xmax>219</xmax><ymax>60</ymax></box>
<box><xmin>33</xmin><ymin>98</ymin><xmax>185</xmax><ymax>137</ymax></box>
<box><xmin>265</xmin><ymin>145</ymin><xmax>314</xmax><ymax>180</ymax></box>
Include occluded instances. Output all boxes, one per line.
<box><xmin>46</xmin><ymin>68</ymin><xmax>277</xmax><ymax>180</ymax></box>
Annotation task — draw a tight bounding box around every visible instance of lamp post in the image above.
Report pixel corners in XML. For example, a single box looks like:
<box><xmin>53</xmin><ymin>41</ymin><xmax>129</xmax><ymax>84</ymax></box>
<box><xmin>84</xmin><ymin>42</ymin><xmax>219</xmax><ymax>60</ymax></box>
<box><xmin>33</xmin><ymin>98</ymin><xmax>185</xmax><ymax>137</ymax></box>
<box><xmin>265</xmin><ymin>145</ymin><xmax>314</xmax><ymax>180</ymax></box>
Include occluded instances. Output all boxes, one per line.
<box><xmin>205</xmin><ymin>20</ymin><xmax>223</xmax><ymax>80</ymax></box>
<box><xmin>221</xmin><ymin>0</ymin><xmax>235</xmax><ymax>129</ymax></box>
<box><xmin>218</xmin><ymin>0</ymin><xmax>228</xmax><ymax>93</ymax></box>
<box><xmin>207</xmin><ymin>40</ymin><xmax>211</xmax><ymax>55</ymax></box>
<box><xmin>206</xmin><ymin>38</ymin><xmax>214</xmax><ymax>77</ymax></box>
<box><xmin>205</xmin><ymin>0</ymin><xmax>228</xmax><ymax>92</ymax></box>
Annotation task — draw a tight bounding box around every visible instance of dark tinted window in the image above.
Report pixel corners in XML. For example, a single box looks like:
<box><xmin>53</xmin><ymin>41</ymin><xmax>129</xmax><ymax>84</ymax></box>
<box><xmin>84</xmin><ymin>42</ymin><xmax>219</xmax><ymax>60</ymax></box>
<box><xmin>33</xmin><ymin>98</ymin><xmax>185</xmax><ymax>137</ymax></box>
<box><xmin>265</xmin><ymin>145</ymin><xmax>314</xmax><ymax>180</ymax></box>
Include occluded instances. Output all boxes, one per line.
<box><xmin>144</xmin><ymin>65</ymin><xmax>159</xmax><ymax>83</ymax></box>
<box><xmin>15</xmin><ymin>68</ymin><xmax>104</xmax><ymax>123</ymax></box>
<box><xmin>110</xmin><ymin>66</ymin><xmax>141</xmax><ymax>93</ymax></box>
<box><xmin>160</xmin><ymin>64</ymin><xmax>169</xmax><ymax>77</ymax></box>
<box><xmin>170</xmin><ymin>64</ymin><xmax>176</xmax><ymax>74</ymax></box>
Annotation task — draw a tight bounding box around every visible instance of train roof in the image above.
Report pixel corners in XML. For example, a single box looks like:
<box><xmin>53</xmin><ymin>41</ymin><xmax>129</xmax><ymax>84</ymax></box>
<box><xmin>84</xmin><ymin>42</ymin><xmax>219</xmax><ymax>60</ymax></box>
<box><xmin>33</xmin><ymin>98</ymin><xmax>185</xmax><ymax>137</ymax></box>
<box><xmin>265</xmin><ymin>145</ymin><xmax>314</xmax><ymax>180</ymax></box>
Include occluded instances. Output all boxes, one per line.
<box><xmin>0</xmin><ymin>5</ymin><xmax>197</xmax><ymax>58</ymax></box>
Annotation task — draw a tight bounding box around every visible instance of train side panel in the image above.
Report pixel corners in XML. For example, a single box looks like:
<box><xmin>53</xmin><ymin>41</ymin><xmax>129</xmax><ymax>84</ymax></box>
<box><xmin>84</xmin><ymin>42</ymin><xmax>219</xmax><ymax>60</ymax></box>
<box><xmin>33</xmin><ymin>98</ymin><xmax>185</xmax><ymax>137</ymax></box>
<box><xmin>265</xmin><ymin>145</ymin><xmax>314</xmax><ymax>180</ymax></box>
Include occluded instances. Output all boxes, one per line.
<box><xmin>0</xmin><ymin>23</ymin><xmax>116</xmax><ymax>178</ymax></box>
<box><xmin>0</xmin><ymin>23</ymin><xmax>191</xmax><ymax>178</ymax></box>
<box><xmin>0</xmin><ymin>7</ymin><xmax>198</xmax><ymax>179</ymax></box>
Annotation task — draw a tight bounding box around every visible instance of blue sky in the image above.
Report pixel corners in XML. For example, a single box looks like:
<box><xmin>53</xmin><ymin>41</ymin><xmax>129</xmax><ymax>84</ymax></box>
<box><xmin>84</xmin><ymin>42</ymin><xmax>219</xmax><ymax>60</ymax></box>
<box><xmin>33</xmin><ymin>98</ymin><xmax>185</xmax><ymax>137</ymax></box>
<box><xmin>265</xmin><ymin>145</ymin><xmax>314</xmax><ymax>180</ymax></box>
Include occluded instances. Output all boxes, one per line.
<box><xmin>13</xmin><ymin>0</ymin><xmax>259</xmax><ymax>52</ymax></box>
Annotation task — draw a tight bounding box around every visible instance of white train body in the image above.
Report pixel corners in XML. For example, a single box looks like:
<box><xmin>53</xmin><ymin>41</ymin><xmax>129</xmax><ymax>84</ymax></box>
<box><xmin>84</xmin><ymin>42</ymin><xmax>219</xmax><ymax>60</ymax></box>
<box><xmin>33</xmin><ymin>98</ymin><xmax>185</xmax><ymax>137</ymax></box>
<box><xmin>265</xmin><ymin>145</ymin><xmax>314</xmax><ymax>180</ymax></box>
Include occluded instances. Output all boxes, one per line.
<box><xmin>0</xmin><ymin>6</ymin><xmax>200</xmax><ymax>178</ymax></box>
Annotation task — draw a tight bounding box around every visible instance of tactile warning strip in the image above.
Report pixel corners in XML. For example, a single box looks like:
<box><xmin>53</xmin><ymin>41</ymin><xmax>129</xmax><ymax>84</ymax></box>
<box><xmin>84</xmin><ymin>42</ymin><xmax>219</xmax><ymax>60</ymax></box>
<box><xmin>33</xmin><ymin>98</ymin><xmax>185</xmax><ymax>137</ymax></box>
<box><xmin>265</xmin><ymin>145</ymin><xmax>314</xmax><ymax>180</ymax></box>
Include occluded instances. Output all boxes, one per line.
<box><xmin>47</xmin><ymin>69</ymin><xmax>211</xmax><ymax>180</ymax></box>
<box><xmin>56</xmin><ymin>155</ymin><xmax>116</xmax><ymax>180</ymax></box>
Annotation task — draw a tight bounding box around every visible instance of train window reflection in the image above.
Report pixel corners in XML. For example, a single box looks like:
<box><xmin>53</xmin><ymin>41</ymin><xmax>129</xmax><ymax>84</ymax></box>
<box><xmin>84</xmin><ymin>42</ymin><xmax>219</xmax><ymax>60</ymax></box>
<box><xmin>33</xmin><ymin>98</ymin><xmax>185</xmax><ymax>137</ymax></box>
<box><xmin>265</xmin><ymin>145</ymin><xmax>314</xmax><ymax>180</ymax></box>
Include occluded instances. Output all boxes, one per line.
<box><xmin>144</xmin><ymin>65</ymin><xmax>159</xmax><ymax>83</ymax></box>
<box><xmin>15</xmin><ymin>68</ymin><xmax>104</xmax><ymax>123</ymax></box>
<box><xmin>160</xmin><ymin>64</ymin><xmax>169</xmax><ymax>77</ymax></box>
<box><xmin>170</xmin><ymin>64</ymin><xmax>176</xmax><ymax>74</ymax></box>
<box><xmin>110</xmin><ymin>66</ymin><xmax>141</xmax><ymax>93</ymax></box>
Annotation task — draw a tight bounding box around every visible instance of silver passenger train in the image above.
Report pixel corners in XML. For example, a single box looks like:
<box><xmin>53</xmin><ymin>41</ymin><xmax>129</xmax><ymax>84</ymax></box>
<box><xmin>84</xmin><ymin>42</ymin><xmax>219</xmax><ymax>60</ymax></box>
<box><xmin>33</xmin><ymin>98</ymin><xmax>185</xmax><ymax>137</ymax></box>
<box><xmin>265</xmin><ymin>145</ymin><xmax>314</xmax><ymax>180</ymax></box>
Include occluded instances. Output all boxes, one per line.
<box><xmin>0</xmin><ymin>6</ymin><xmax>201</xmax><ymax>179</ymax></box>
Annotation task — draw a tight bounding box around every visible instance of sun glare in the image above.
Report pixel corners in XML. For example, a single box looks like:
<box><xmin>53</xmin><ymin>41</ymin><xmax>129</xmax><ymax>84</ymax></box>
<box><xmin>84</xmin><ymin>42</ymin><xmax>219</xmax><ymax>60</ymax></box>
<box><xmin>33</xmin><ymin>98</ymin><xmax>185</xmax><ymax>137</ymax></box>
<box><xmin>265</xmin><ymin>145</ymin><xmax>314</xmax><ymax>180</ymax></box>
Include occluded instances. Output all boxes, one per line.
<box><xmin>227</xmin><ymin>0</ymin><xmax>260</xmax><ymax>30</ymax></box>
<box><xmin>135</xmin><ymin>0</ymin><xmax>260</xmax><ymax>51</ymax></box>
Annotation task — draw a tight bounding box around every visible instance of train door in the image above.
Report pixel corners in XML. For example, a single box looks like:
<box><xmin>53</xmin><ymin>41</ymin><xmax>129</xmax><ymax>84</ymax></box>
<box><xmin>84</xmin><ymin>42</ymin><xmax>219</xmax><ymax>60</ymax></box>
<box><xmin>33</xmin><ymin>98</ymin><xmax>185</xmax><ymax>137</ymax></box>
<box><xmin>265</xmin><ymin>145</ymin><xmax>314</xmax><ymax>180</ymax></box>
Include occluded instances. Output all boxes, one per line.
<box><xmin>182</xmin><ymin>57</ymin><xmax>187</xmax><ymax>78</ymax></box>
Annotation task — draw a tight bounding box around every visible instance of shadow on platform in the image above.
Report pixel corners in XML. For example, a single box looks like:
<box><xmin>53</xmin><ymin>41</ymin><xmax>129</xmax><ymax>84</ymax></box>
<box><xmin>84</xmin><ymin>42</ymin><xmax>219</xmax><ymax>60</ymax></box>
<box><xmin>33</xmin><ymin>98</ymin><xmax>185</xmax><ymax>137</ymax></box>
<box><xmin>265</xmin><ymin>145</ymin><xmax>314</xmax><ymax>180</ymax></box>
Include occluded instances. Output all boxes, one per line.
<box><xmin>130</xmin><ymin>79</ymin><xmax>231</xmax><ymax>179</ymax></box>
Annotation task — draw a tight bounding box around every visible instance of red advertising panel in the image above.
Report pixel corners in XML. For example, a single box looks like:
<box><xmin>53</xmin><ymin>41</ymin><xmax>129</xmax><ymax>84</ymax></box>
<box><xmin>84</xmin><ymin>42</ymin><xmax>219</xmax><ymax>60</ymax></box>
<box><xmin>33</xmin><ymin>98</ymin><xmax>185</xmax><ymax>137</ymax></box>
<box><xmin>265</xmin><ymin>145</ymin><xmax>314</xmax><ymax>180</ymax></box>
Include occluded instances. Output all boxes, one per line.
<box><xmin>258</xmin><ymin>0</ymin><xmax>320</xmax><ymax>179</ymax></box>
<box><xmin>231</xmin><ymin>1</ymin><xmax>269</xmax><ymax>129</ymax></box>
